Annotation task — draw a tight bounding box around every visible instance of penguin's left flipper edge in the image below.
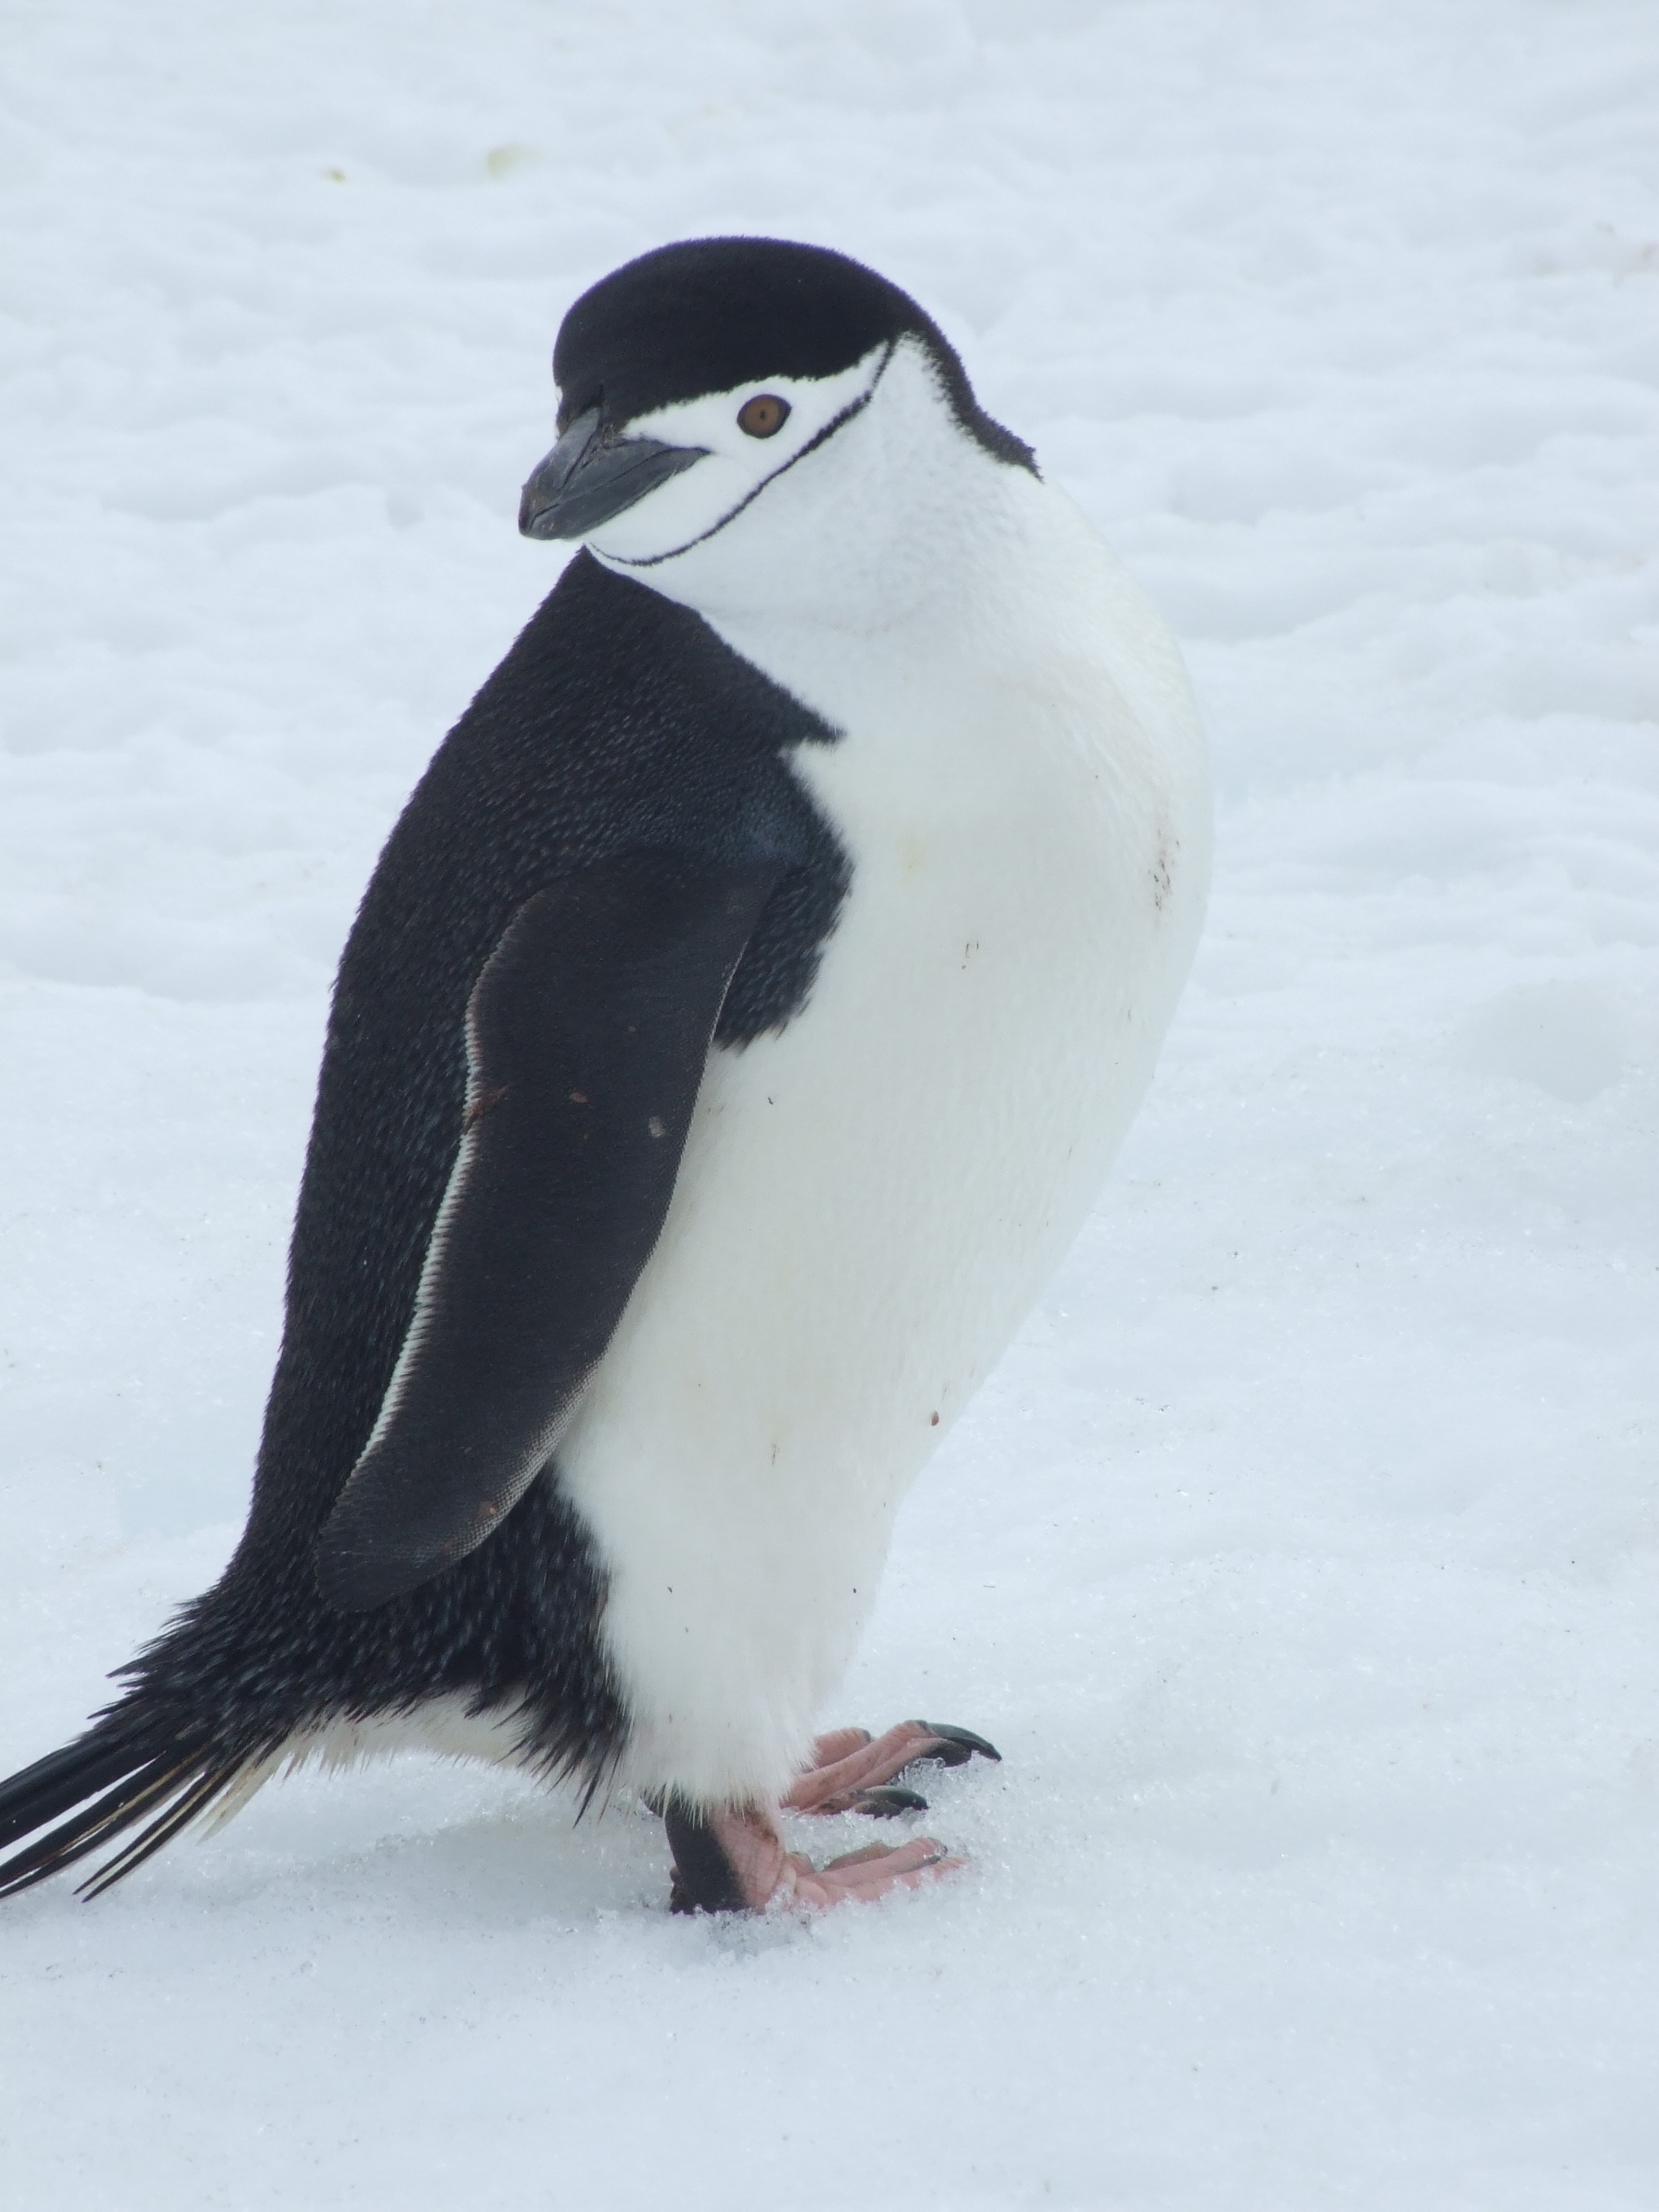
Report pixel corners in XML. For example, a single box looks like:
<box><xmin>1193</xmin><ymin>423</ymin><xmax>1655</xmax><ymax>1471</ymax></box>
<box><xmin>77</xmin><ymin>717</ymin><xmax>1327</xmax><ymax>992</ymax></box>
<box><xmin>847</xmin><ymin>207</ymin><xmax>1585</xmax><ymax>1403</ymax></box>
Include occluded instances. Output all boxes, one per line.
<box><xmin>315</xmin><ymin>848</ymin><xmax>781</xmax><ymax>1614</ymax></box>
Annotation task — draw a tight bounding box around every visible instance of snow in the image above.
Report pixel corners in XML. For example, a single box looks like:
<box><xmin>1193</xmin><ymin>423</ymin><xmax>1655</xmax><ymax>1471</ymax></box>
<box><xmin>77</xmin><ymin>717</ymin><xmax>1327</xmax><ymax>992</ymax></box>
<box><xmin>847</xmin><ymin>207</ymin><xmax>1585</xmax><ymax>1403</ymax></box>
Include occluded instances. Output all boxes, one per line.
<box><xmin>2</xmin><ymin>0</ymin><xmax>1657</xmax><ymax>2203</ymax></box>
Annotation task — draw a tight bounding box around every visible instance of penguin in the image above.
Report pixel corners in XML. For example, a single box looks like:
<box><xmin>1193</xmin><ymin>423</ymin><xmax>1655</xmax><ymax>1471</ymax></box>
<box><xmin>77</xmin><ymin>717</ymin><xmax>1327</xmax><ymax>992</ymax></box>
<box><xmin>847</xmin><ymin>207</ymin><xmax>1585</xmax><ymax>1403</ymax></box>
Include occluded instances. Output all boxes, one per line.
<box><xmin>0</xmin><ymin>238</ymin><xmax>1209</xmax><ymax>1915</ymax></box>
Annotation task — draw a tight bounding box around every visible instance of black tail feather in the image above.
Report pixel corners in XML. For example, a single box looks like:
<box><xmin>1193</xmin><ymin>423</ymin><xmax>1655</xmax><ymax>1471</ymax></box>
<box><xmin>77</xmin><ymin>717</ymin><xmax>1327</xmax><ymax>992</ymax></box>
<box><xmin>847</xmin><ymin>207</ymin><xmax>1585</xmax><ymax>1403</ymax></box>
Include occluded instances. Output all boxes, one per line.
<box><xmin>77</xmin><ymin>1762</ymin><xmax>240</xmax><ymax>1900</ymax></box>
<box><xmin>1</xmin><ymin>1435</ymin><xmax>628</xmax><ymax>1905</ymax></box>
<box><xmin>0</xmin><ymin>1729</ymin><xmax>157</xmax><ymax>1850</ymax></box>
<box><xmin>0</xmin><ymin>1725</ymin><xmax>241</xmax><ymax>1902</ymax></box>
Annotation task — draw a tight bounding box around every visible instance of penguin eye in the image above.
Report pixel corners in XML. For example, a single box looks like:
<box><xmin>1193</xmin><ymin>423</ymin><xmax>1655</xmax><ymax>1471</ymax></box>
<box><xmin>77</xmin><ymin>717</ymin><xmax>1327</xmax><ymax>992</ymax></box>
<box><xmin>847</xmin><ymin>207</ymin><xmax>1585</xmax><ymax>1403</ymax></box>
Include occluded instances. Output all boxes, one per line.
<box><xmin>736</xmin><ymin>393</ymin><xmax>790</xmax><ymax>439</ymax></box>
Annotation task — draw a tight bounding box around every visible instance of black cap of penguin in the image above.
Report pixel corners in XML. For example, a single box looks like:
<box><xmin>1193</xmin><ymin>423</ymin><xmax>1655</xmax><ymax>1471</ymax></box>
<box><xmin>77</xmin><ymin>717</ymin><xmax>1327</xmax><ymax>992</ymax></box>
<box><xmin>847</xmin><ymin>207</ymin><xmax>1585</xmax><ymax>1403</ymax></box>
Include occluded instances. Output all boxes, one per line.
<box><xmin>520</xmin><ymin>237</ymin><xmax>1034</xmax><ymax>541</ymax></box>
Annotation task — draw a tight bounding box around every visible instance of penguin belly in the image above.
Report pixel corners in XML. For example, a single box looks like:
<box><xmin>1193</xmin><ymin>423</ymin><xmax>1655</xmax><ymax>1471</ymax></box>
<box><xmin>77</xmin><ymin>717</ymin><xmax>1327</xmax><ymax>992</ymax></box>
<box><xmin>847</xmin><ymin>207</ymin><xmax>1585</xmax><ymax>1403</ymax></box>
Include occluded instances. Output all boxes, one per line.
<box><xmin>558</xmin><ymin>497</ymin><xmax>1208</xmax><ymax>1811</ymax></box>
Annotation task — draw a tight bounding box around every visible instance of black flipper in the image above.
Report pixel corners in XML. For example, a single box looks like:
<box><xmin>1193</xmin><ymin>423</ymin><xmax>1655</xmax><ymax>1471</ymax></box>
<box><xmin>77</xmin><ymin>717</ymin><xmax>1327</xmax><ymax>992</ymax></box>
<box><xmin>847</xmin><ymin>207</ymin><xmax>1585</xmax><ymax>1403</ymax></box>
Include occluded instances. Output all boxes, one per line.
<box><xmin>314</xmin><ymin>848</ymin><xmax>779</xmax><ymax>1613</ymax></box>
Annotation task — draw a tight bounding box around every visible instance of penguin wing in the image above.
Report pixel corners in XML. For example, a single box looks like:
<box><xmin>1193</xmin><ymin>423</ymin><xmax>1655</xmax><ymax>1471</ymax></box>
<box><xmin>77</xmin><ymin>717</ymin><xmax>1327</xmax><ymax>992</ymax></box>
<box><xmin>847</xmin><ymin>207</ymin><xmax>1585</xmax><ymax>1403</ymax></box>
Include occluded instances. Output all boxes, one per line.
<box><xmin>314</xmin><ymin>848</ymin><xmax>779</xmax><ymax>1612</ymax></box>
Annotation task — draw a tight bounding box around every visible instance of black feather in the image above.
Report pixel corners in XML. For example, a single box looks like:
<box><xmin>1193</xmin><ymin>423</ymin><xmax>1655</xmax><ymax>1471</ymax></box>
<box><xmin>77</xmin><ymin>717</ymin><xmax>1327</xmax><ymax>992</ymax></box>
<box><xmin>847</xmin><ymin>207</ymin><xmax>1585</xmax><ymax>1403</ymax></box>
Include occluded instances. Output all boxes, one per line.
<box><xmin>553</xmin><ymin>235</ymin><xmax>1038</xmax><ymax>474</ymax></box>
<box><xmin>0</xmin><ymin>549</ymin><xmax>850</xmax><ymax>1898</ymax></box>
<box><xmin>0</xmin><ymin>1726</ymin><xmax>158</xmax><ymax>1850</ymax></box>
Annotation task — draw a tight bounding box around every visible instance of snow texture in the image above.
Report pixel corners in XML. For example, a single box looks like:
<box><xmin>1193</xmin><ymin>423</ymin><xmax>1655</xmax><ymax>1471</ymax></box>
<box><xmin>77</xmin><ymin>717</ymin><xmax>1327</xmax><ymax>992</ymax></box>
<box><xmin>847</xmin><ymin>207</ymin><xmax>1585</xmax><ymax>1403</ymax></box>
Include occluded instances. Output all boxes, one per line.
<box><xmin>1</xmin><ymin>2</ymin><xmax>1655</xmax><ymax>2205</ymax></box>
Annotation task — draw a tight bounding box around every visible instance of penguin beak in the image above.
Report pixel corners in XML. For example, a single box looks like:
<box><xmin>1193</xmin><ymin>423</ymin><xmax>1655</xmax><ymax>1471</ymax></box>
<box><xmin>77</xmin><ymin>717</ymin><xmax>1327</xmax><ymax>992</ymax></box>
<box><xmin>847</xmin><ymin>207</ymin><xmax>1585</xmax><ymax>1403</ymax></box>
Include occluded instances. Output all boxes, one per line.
<box><xmin>518</xmin><ymin>406</ymin><xmax>707</xmax><ymax>541</ymax></box>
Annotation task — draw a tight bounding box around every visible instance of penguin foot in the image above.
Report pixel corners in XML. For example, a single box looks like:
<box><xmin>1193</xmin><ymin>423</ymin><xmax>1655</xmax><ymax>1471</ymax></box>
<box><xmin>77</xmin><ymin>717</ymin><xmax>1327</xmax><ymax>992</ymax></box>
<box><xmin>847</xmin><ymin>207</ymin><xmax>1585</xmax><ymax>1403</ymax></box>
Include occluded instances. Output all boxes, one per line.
<box><xmin>666</xmin><ymin>1796</ymin><xmax>958</xmax><ymax>1915</ymax></box>
<box><xmin>781</xmin><ymin>1720</ymin><xmax>1001</xmax><ymax>1816</ymax></box>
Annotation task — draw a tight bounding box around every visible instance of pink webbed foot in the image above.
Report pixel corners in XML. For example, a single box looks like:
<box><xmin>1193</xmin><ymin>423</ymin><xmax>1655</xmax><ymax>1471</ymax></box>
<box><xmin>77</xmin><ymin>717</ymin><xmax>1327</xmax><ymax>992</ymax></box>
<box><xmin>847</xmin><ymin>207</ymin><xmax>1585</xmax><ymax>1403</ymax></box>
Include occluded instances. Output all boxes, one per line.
<box><xmin>781</xmin><ymin>1720</ymin><xmax>1001</xmax><ymax>1818</ymax></box>
<box><xmin>666</xmin><ymin>1796</ymin><xmax>961</xmax><ymax>1915</ymax></box>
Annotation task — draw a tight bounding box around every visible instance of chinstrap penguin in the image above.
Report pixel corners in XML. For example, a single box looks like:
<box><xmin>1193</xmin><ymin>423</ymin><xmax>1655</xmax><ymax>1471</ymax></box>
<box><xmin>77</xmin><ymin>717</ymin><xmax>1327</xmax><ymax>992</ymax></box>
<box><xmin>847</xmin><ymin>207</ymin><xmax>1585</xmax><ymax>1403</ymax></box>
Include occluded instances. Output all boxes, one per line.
<box><xmin>0</xmin><ymin>237</ymin><xmax>1209</xmax><ymax>1914</ymax></box>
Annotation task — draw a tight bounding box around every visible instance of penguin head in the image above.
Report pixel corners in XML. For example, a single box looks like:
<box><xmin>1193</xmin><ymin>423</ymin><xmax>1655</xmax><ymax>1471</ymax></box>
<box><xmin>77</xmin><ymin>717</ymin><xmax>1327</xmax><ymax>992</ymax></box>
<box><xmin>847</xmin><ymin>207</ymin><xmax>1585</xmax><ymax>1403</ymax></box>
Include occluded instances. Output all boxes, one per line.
<box><xmin>519</xmin><ymin>238</ymin><xmax>1034</xmax><ymax>587</ymax></box>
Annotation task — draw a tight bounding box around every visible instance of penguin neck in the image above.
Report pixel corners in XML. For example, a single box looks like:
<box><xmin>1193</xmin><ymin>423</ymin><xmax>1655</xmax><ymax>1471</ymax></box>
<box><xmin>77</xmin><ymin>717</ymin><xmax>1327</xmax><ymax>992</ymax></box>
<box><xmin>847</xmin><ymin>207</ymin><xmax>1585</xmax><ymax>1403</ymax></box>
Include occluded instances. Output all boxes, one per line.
<box><xmin>598</xmin><ymin>338</ymin><xmax>1031</xmax><ymax>707</ymax></box>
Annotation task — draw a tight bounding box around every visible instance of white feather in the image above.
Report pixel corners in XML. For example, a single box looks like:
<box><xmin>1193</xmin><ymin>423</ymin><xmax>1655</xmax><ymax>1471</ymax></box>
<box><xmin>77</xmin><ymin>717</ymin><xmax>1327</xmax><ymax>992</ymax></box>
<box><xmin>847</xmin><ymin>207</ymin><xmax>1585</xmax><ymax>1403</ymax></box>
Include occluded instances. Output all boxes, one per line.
<box><xmin>544</xmin><ymin>338</ymin><xmax>1212</xmax><ymax>1808</ymax></box>
<box><xmin>200</xmin><ymin>1696</ymin><xmax>535</xmax><ymax>1835</ymax></box>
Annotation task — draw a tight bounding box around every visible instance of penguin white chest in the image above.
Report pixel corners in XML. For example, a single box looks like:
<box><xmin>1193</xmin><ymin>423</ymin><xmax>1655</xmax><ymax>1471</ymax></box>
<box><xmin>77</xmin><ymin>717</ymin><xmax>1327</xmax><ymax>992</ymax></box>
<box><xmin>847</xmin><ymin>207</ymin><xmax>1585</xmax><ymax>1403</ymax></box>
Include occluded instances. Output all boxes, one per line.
<box><xmin>559</xmin><ymin>485</ymin><xmax>1207</xmax><ymax>1807</ymax></box>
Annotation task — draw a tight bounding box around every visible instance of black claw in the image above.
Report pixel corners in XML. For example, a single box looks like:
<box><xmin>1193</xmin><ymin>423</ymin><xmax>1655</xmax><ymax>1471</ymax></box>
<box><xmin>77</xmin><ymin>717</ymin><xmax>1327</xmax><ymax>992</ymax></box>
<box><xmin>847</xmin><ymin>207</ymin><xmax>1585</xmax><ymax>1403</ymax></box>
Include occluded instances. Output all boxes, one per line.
<box><xmin>913</xmin><ymin>1721</ymin><xmax>1002</xmax><ymax>1767</ymax></box>
<box><xmin>849</xmin><ymin>1786</ymin><xmax>930</xmax><ymax>1818</ymax></box>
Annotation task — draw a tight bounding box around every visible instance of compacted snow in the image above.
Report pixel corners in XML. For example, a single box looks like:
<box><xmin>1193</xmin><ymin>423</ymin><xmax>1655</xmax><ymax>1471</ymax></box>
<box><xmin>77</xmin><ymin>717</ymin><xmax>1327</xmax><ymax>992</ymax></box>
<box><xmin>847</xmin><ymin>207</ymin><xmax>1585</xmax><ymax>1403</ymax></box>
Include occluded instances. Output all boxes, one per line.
<box><xmin>2</xmin><ymin>3</ymin><xmax>1657</xmax><ymax>2205</ymax></box>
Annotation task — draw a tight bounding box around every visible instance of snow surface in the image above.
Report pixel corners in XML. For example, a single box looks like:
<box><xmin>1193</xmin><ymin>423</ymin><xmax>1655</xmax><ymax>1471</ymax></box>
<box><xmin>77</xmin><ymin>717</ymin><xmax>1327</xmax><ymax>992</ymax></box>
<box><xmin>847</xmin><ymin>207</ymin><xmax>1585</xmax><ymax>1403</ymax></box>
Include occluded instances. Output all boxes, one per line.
<box><xmin>2</xmin><ymin>2</ymin><xmax>1657</xmax><ymax>2205</ymax></box>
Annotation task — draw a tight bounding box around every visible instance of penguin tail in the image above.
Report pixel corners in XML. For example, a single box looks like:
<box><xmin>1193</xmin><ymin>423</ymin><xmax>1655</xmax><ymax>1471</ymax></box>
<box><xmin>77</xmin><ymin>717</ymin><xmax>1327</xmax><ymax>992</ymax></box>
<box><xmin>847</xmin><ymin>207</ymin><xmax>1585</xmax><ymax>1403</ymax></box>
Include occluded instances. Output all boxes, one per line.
<box><xmin>0</xmin><ymin>1716</ymin><xmax>243</xmax><ymax>1902</ymax></box>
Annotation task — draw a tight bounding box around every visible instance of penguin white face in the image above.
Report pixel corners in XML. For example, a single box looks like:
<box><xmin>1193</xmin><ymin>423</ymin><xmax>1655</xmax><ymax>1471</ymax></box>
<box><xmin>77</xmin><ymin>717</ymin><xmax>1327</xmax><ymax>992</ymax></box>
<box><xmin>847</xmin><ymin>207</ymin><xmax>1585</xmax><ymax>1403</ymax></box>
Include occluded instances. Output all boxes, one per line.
<box><xmin>519</xmin><ymin>238</ymin><xmax>1034</xmax><ymax>573</ymax></box>
<box><xmin>558</xmin><ymin>345</ymin><xmax>889</xmax><ymax>569</ymax></box>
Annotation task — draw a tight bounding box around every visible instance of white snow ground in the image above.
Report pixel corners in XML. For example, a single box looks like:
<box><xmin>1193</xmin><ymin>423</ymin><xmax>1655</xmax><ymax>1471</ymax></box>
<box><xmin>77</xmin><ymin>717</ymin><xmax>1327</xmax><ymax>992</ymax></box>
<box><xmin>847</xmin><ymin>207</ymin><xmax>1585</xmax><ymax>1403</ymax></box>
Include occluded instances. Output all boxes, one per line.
<box><xmin>1</xmin><ymin>2</ymin><xmax>1656</xmax><ymax>2203</ymax></box>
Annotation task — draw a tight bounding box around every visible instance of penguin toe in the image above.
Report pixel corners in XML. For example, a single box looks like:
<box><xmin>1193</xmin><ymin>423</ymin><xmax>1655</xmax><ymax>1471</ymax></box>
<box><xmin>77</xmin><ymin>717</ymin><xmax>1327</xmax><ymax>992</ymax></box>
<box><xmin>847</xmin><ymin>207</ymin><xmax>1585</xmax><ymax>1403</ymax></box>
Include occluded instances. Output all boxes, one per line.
<box><xmin>665</xmin><ymin>1797</ymin><xmax>957</xmax><ymax>1914</ymax></box>
<box><xmin>794</xmin><ymin>1835</ymin><xmax>961</xmax><ymax>1906</ymax></box>
<box><xmin>807</xmin><ymin>1727</ymin><xmax>874</xmax><ymax>1765</ymax></box>
<box><xmin>783</xmin><ymin>1717</ymin><xmax>1000</xmax><ymax>1812</ymax></box>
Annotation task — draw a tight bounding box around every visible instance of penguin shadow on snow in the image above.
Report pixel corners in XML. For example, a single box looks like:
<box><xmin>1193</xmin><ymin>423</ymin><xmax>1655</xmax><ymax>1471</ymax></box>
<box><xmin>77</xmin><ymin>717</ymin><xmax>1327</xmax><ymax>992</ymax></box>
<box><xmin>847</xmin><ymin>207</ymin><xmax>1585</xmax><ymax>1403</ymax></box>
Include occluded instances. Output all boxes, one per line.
<box><xmin>227</xmin><ymin>1763</ymin><xmax>996</xmax><ymax>1938</ymax></box>
<box><xmin>200</xmin><ymin>1759</ymin><xmax>668</xmax><ymax>1927</ymax></box>
<box><xmin>1452</xmin><ymin>979</ymin><xmax>1632</xmax><ymax>1106</ymax></box>
<box><xmin>347</xmin><ymin>1801</ymin><xmax>661</xmax><ymax>1928</ymax></box>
